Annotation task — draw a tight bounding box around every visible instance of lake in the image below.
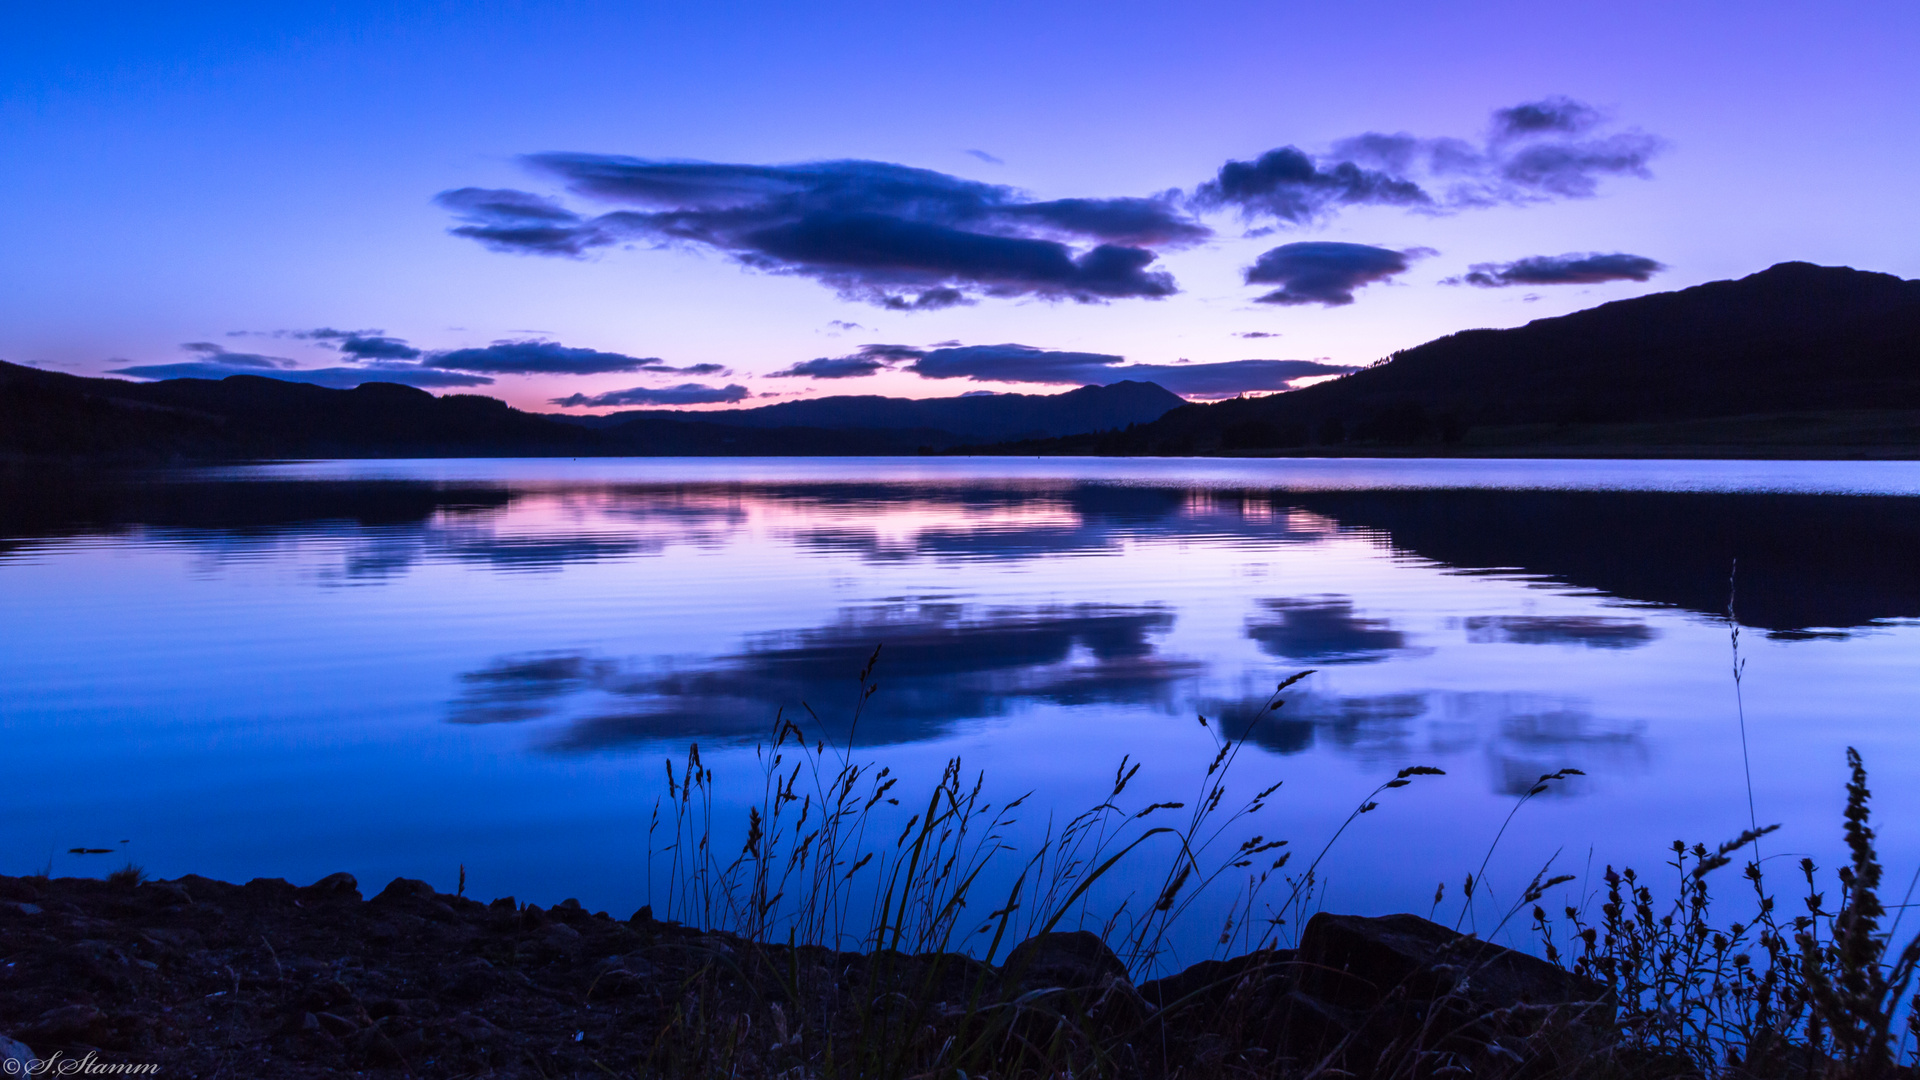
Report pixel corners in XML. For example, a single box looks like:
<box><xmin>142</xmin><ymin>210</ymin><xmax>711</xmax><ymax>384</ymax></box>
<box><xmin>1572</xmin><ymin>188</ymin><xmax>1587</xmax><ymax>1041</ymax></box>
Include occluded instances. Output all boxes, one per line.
<box><xmin>4</xmin><ymin>457</ymin><xmax>1919</xmax><ymax>967</ymax></box>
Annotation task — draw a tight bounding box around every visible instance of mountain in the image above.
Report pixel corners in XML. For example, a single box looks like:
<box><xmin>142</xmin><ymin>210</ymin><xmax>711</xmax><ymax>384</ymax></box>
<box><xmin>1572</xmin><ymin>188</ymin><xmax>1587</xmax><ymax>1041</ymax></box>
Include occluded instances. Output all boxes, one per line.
<box><xmin>0</xmin><ymin>361</ymin><xmax>1182</xmax><ymax>463</ymax></box>
<box><xmin>986</xmin><ymin>262</ymin><xmax>1920</xmax><ymax>456</ymax></box>
<box><xmin>552</xmin><ymin>381</ymin><xmax>1185</xmax><ymax>442</ymax></box>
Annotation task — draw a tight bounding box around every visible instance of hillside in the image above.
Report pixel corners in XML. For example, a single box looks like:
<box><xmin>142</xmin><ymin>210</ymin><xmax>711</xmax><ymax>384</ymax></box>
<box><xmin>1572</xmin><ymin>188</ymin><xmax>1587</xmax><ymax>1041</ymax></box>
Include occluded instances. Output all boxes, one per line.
<box><xmin>986</xmin><ymin>262</ymin><xmax>1920</xmax><ymax>456</ymax></box>
<box><xmin>0</xmin><ymin>361</ymin><xmax>1178</xmax><ymax>463</ymax></box>
<box><xmin>564</xmin><ymin>381</ymin><xmax>1184</xmax><ymax>443</ymax></box>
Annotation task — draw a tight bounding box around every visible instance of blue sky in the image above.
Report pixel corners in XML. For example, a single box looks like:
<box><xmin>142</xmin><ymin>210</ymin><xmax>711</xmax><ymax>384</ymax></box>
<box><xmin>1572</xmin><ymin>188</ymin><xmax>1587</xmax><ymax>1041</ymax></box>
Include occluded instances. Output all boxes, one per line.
<box><xmin>4</xmin><ymin>0</ymin><xmax>1916</xmax><ymax>411</ymax></box>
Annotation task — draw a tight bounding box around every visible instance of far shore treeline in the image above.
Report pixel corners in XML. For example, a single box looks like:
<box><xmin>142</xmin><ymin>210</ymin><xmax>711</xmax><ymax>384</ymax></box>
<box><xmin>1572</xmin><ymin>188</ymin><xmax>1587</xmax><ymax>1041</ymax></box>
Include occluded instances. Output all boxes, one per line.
<box><xmin>5</xmin><ymin>262</ymin><xmax>1919</xmax><ymax>464</ymax></box>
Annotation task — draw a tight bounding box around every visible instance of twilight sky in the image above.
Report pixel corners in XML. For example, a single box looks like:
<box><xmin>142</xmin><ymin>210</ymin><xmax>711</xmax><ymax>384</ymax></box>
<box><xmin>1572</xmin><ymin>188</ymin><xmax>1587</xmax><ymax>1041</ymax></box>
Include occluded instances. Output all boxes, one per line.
<box><xmin>4</xmin><ymin>0</ymin><xmax>1916</xmax><ymax>412</ymax></box>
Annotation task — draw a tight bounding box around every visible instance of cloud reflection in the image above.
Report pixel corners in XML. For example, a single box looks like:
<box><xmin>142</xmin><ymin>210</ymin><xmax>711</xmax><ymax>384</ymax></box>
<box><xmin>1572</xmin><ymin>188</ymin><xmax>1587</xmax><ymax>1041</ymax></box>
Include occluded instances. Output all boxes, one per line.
<box><xmin>450</xmin><ymin>602</ymin><xmax>1202</xmax><ymax>751</ymax></box>
<box><xmin>1463</xmin><ymin>615</ymin><xmax>1657</xmax><ymax>649</ymax></box>
<box><xmin>1245</xmin><ymin>597</ymin><xmax>1409</xmax><ymax>664</ymax></box>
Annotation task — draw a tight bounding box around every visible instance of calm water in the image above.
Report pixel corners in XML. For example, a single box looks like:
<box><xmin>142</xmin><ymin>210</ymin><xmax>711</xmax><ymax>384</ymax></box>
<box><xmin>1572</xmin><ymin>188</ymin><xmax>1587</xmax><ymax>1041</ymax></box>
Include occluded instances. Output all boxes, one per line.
<box><xmin>5</xmin><ymin>458</ymin><xmax>1919</xmax><ymax>963</ymax></box>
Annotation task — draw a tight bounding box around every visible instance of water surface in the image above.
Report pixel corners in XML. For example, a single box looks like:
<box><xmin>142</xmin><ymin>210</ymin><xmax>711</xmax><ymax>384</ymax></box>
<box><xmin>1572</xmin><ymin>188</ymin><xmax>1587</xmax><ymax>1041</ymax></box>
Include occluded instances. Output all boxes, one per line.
<box><xmin>4</xmin><ymin>457</ymin><xmax>1918</xmax><ymax>963</ymax></box>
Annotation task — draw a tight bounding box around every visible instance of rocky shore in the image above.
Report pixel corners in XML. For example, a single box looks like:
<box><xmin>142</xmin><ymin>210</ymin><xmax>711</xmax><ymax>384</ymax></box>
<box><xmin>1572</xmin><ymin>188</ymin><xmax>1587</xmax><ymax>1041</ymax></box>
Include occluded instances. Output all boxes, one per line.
<box><xmin>1</xmin><ymin>871</ymin><xmax>1616</xmax><ymax>1078</ymax></box>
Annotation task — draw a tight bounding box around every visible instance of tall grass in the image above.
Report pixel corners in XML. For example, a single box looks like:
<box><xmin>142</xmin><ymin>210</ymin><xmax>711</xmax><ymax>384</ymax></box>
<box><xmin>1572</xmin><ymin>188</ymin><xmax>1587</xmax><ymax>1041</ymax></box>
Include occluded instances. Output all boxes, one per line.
<box><xmin>642</xmin><ymin>665</ymin><xmax>1445</xmax><ymax>974</ymax></box>
<box><xmin>630</xmin><ymin>651</ymin><xmax>1920</xmax><ymax>1078</ymax></box>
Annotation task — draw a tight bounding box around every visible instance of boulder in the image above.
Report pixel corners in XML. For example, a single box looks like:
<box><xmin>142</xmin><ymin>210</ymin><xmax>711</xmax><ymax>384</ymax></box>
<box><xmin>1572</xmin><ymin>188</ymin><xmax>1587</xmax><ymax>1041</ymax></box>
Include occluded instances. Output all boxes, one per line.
<box><xmin>1001</xmin><ymin>930</ymin><xmax>1128</xmax><ymax>995</ymax></box>
<box><xmin>0</xmin><ymin>1035</ymin><xmax>37</xmax><ymax>1076</ymax></box>
<box><xmin>1276</xmin><ymin>912</ymin><xmax>1613</xmax><ymax>1076</ymax></box>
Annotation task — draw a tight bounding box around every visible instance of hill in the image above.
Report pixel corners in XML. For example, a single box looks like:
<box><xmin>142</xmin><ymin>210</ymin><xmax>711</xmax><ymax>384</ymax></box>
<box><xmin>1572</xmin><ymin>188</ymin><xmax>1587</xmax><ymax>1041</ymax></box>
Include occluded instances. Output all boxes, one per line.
<box><xmin>562</xmin><ymin>381</ymin><xmax>1185</xmax><ymax>443</ymax></box>
<box><xmin>0</xmin><ymin>361</ymin><xmax>1181</xmax><ymax>463</ymax></box>
<box><xmin>982</xmin><ymin>262</ymin><xmax>1920</xmax><ymax>457</ymax></box>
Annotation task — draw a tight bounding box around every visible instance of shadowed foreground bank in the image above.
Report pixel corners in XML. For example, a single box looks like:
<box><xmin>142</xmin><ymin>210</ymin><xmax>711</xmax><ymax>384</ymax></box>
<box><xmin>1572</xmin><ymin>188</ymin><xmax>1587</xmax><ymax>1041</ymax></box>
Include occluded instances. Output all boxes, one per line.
<box><xmin>0</xmin><ymin>871</ymin><xmax>1618</xmax><ymax>1079</ymax></box>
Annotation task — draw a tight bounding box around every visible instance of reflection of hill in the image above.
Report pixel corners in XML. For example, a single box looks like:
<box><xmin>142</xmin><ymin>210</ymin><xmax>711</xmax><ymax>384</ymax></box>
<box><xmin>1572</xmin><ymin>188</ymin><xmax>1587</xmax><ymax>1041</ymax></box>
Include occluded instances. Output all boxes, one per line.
<box><xmin>10</xmin><ymin>475</ymin><xmax>1917</xmax><ymax>635</ymax></box>
<box><xmin>1287</xmin><ymin>489</ymin><xmax>1920</xmax><ymax>633</ymax></box>
<box><xmin>0</xmin><ymin>476</ymin><xmax>515</xmax><ymax>559</ymax></box>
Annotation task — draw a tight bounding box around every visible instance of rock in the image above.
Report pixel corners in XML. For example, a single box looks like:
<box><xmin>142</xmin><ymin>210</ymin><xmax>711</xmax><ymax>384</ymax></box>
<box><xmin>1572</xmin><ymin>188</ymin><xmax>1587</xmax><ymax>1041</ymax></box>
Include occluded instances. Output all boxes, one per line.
<box><xmin>1293</xmin><ymin>912</ymin><xmax>1602</xmax><ymax>1013</ymax></box>
<box><xmin>535</xmin><ymin>922</ymin><xmax>583</xmax><ymax>958</ymax></box>
<box><xmin>374</xmin><ymin>877</ymin><xmax>439</xmax><ymax>904</ymax></box>
<box><xmin>439</xmin><ymin>957</ymin><xmax>504</xmax><ymax>1002</ymax></box>
<box><xmin>1138</xmin><ymin>949</ymin><xmax>1294</xmax><ymax>1015</ymax></box>
<box><xmin>0</xmin><ymin>1035</ymin><xmax>38</xmax><ymax>1076</ymax></box>
<box><xmin>19</xmin><ymin>1004</ymin><xmax>108</xmax><ymax>1045</ymax></box>
<box><xmin>314</xmin><ymin>1012</ymin><xmax>359</xmax><ymax>1037</ymax></box>
<box><xmin>1272</xmin><ymin>912</ymin><xmax>1613</xmax><ymax>1074</ymax></box>
<box><xmin>138</xmin><ymin>881</ymin><xmax>192</xmax><ymax>907</ymax></box>
<box><xmin>301</xmin><ymin>872</ymin><xmax>360</xmax><ymax>900</ymax></box>
<box><xmin>1001</xmin><ymin>931</ymin><xmax>1128</xmax><ymax>994</ymax></box>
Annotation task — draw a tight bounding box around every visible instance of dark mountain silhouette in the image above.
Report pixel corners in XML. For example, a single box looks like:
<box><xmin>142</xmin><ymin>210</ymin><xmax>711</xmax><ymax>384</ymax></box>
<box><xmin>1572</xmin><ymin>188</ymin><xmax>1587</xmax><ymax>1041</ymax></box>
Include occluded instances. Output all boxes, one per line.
<box><xmin>561</xmin><ymin>381</ymin><xmax>1184</xmax><ymax>443</ymax></box>
<box><xmin>0</xmin><ymin>361</ymin><xmax>1181</xmax><ymax>462</ymax></box>
<box><xmin>983</xmin><ymin>262</ymin><xmax>1920</xmax><ymax>456</ymax></box>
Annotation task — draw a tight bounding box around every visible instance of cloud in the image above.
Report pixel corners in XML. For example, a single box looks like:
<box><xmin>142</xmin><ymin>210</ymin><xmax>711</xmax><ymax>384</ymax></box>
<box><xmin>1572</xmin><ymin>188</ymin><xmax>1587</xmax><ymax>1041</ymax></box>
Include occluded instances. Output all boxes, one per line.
<box><xmin>427</xmin><ymin>339</ymin><xmax>673</xmax><ymax>375</ymax></box>
<box><xmin>1491</xmin><ymin>95</ymin><xmax>1604</xmax><ymax>140</ymax></box>
<box><xmin>439</xmin><ymin>156</ymin><xmax>1209</xmax><ymax>307</ymax></box>
<box><xmin>1444</xmin><ymin>252</ymin><xmax>1666</xmax><ymax>288</ymax></box>
<box><xmin>1245</xmin><ymin>597</ymin><xmax>1409</xmax><ymax>664</ymax></box>
<box><xmin>1120</xmin><ymin>359</ymin><xmax>1359</xmax><ymax>397</ymax></box>
<box><xmin>1236</xmin><ymin>331</ymin><xmax>1281</xmax><ymax>339</ymax></box>
<box><xmin>1243</xmin><ymin>242</ymin><xmax>1424</xmax><ymax>306</ymax></box>
<box><xmin>434</xmin><ymin>188</ymin><xmax>611</xmax><ymax>256</ymax></box>
<box><xmin>449</xmin><ymin>602</ymin><xmax>1198</xmax><ymax>749</ymax></box>
<box><xmin>107</xmin><ymin>360</ymin><xmax>491</xmax><ymax>389</ymax></box>
<box><xmin>769</xmin><ymin>341</ymin><xmax>1355</xmax><ymax>396</ymax></box>
<box><xmin>906</xmin><ymin>343</ymin><xmax>1127</xmax><ymax>383</ymax></box>
<box><xmin>965</xmin><ymin>149</ymin><xmax>1005</xmax><ymax>165</ymax></box>
<box><xmin>1464</xmin><ymin>615</ymin><xmax>1657</xmax><ymax>649</ymax></box>
<box><xmin>1196</xmin><ymin>97</ymin><xmax>1662</xmax><ymax>225</ymax></box>
<box><xmin>549</xmin><ymin>383</ymin><xmax>751</xmax><ymax>407</ymax></box>
<box><xmin>769</xmin><ymin>353</ymin><xmax>894</xmax><ymax>379</ymax></box>
<box><xmin>336</xmin><ymin>335</ymin><xmax>423</xmax><ymax>360</ymax></box>
<box><xmin>1191</xmin><ymin>147</ymin><xmax>1432</xmax><ymax>224</ymax></box>
<box><xmin>179</xmin><ymin>342</ymin><xmax>294</xmax><ymax>367</ymax></box>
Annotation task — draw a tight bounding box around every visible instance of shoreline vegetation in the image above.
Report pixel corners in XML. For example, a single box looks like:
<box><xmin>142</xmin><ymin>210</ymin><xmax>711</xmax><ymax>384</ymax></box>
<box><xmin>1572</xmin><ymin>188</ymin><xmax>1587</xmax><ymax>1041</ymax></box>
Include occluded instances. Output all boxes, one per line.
<box><xmin>6</xmin><ymin>669</ymin><xmax>1917</xmax><ymax>1078</ymax></box>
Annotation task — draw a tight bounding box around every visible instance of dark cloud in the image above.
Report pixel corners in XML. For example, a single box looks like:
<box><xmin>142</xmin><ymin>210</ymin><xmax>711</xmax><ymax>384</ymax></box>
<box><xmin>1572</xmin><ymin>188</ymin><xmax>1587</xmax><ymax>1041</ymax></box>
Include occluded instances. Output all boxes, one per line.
<box><xmin>1492</xmin><ymin>96</ymin><xmax>1604</xmax><ymax>140</ymax></box>
<box><xmin>771</xmin><ymin>341</ymin><xmax>1355</xmax><ymax>396</ymax></box>
<box><xmin>336</xmin><ymin>335</ymin><xmax>423</xmax><ymax>361</ymax></box>
<box><xmin>906</xmin><ymin>344</ymin><xmax>1124</xmax><ymax>383</ymax></box>
<box><xmin>434</xmin><ymin>188</ymin><xmax>610</xmax><ymax>256</ymax></box>
<box><xmin>427</xmin><ymin>340</ymin><xmax>670</xmax><ymax>375</ymax></box>
<box><xmin>1198</xmin><ymin>98</ymin><xmax>1662</xmax><ymax>225</ymax></box>
<box><xmin>439</xmin><ymin>156</ymin><xmax>1209</xmax><ymax>307</ymax></box>
<box><xmin>1245</xmin><ymin>597</ymin><xmax>1409</xmax><ymax>664</ymax></box>
<box><xmin>1445</xmin><ymin>252</ymin><xmax>1666</xmax><ymax>288</ymax></box>
<box><xmin>965</xmin><ymin>149</ymin><xmax>1005</xmax><ymax>165</ymax></box>
<box><xmin>549</xmin><ymin>383</ymin><xmax>751</xmax><ymax>407</ymax></box>
<box><xmin>107</xmin><ymin>360</ymin><xmax>491</xmax><ymax>389</ymax></box>
<box><xmin>1122</xmin><ymin>359</ymin><xmax>1359</xmax><ymax>397</ymax></box>
<box><xmin>880</xmin><ymin>286</ymin><xmax>972</xmax><ymax>310</ymax></box>
<box><xmin>1244</xmin><ymin>242</ymin><xmax>1424</xmax><ymax>306</ymax></box>
<box><xmin>769</xmin><ymin>354</ymin><xmax>891</xmax><ymax>379</ymax></box>
<box><xmin>1191</xmin><ymin>146</ymin><xmax>1433</xmax><ymax>224</ymax></box>
<box><xmin>108</xmin><ymin>343</ymin><xmax>493</xmax><ymax>389</ymax></box>
<box><xmin>1236</xmin><ymin>331</ymin><xmax>1281</xmax><ymax>339</ymax></box>
<box><xmin>180</xmin><ymin>342</ymin><xmax>293</xmax><ymax>367</ymax></box>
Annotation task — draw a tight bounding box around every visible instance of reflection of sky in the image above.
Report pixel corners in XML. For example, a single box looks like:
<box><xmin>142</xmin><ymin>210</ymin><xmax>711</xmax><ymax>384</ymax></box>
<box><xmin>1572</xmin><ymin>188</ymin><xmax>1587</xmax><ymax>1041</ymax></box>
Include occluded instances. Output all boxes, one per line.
<box><xmin>3</xmin><ymin>459</ymin><xmax>1919</xmax><ymax>966</ymax></box>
